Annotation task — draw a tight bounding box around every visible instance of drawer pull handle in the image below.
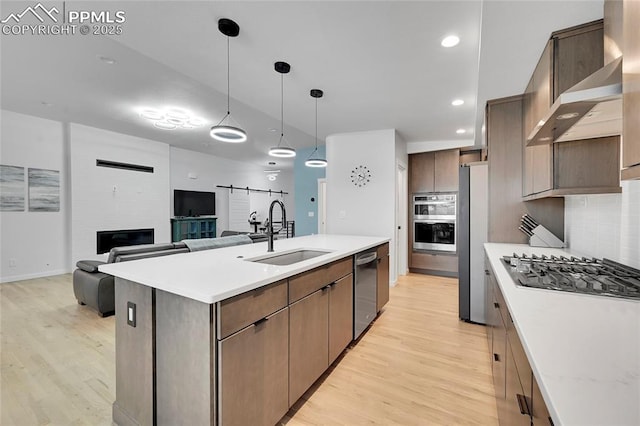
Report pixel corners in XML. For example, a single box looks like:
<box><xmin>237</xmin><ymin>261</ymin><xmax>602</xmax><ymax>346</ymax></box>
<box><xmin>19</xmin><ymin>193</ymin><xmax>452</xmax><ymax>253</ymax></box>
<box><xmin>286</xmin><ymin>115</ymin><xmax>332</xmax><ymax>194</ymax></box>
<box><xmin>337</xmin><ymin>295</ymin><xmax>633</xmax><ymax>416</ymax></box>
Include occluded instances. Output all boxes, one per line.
<box><xmin>254</xmin><ymin>317</ymin><xmax>269</xmax><ymax>326</ymax></box>
<box><xmin>494</xmin><ymin>302</ymin><xmax>499</xmax><ymax>309</ymax></box>
<box><xmin>516</xmin><ymin>394</ymin><xmax>530</xmax><ymax>416</ymax></box>
<box><xmin>493</xmin><ymin>353</ymin><xmax>500</xmax><ymax>362</ymax></box>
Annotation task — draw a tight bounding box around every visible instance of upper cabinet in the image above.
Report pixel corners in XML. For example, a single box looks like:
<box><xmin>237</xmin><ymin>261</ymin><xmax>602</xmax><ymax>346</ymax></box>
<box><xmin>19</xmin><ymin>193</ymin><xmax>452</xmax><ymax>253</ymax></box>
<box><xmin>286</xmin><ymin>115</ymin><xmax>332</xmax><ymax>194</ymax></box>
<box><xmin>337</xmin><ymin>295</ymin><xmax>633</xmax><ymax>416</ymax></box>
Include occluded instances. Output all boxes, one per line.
<box><xmin>521</xmin><ymin>19</ymin><xmax>621</xmax><ymax>199</ymax></box>
<box><xmin>409</xmin><ymin>149</ymin><xmax>460</xmax><ymax>194</ymax></box>
<box><xmin>622</xmin><ymin>0</ymin><xmax>640</xmax><ymax>179</ymax></box>
<box><xmin>523</xmin><ymin>20</ymin><xmax>604</xmax><ymax>143</ymax></box>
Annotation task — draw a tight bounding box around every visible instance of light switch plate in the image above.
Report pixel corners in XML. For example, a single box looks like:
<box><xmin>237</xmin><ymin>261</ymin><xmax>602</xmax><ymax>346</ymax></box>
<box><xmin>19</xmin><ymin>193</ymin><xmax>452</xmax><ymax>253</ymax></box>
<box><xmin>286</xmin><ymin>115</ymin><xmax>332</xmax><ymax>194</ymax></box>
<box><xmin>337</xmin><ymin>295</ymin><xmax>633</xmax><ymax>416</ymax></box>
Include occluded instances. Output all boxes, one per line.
<box><xmin>127</xmin><ymin>301</ymin><xmax>136</xmax><ymax>327</ymax></box>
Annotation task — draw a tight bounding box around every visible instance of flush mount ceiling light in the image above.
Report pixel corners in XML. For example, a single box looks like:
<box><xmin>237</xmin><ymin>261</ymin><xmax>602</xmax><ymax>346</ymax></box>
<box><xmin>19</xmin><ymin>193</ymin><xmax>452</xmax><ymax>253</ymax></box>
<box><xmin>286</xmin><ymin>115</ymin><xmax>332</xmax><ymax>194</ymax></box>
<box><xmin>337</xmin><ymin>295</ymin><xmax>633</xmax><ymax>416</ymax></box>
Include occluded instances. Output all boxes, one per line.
<box><xmin>210</xmin><ymin>18</ymin><xmax>247</xmax><ymax>143</ymax></box>
<box><xmin>441</xmin><ymin>35</ymin><xmax>460</xmax><ymax>47</ymax></box>
<box><xmin>138</xmin><ymin>106</ymin><xmax>206</xmax><ymax>130</ymax></box>
<box><xmin>305</xmin><ymin>89</ymin><xmax>327</xmax><ymax>168</ymax></box>
<box><xmin>452</xmin><ymin>99</ymin><xmax>464</xmax><ymax>106</ymax></box>
<box><xmin>456</xmin><ymin>128</ymin><xmax>466</xmax><ymax>134</ymax></box>
<box><xmin>269</xmin><ymin>61</ymin><xmax>296</xmax><ymax>158</ymax></box>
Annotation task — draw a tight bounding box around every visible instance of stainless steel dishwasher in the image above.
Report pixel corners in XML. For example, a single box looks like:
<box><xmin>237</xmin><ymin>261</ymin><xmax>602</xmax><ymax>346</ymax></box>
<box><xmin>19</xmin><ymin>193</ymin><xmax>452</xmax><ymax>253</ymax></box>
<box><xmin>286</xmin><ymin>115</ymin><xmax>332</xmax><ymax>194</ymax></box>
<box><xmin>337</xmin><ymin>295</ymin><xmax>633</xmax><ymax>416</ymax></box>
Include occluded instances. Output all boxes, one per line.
<box><xmin>354</xmin><ymin>251</ymin><xmax>378</xmax><ymax>339</ymax></box>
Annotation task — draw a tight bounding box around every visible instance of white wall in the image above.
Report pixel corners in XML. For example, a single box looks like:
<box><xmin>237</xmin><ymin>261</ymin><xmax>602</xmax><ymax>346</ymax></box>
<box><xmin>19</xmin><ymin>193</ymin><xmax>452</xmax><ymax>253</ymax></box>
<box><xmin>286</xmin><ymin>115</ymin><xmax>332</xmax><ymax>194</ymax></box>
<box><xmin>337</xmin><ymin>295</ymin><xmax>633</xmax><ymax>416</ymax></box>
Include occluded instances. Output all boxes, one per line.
<box><xmin>564</xmin><ymin>180</ymin><xmax>640</xmax><ymax>268</ymax></box>
<box><xmin>326</xmin><ymin>129</ymin><xmax>399</xmax><ymax>283</ymax></box>
<box><xmin>170</xmin><ymin>147</ymin><xmax>294</xmax><ymax>235</ymax></box>
<box><xmin>70</xmin><ymin>124</ymin><xmax>171</xmax><ymax>266</ymax></box>
<box><xmin>0</xmin><ymin>110</ymin><xmax>70</xmax><ymax>282</ymax></box>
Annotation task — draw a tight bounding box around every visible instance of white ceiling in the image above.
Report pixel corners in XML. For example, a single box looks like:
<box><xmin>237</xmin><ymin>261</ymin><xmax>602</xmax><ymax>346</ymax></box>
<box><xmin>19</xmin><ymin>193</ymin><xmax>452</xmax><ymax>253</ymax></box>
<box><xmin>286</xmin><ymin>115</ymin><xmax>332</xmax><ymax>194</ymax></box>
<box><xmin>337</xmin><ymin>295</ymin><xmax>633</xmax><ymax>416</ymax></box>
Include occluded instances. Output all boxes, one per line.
<box><xmin>0</xmin><ymin>0</ymin><xmax>604</xmax><ymax>169</ymax></box>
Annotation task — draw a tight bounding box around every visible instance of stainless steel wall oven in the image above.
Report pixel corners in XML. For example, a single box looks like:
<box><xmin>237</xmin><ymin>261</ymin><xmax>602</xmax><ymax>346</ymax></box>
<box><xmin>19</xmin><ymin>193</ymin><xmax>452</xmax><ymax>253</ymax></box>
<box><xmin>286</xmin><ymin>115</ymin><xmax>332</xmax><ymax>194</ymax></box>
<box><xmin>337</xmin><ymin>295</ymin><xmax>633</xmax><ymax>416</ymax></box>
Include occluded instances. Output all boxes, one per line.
<box><xmin>413</xmin><ymin>193</ymin><xmax>457</xmax><ymax>252</ymax></box>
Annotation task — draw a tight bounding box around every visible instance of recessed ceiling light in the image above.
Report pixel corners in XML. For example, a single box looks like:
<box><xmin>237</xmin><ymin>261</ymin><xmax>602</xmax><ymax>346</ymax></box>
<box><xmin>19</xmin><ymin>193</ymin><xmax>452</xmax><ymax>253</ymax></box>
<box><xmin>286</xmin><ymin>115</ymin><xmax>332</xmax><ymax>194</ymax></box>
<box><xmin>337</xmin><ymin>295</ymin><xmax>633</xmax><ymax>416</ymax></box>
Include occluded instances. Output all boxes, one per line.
<box><xmin>557</xmin><ymin>112</ymin><xmax>579</xmax><ymax>120</ymax></box>
<box><xmin>268</xmin><ymin>128</ymin><xmax>278</xmax><ymax>133</ymax></box>
<box><xmin>452</xmin><ymin>99</ymin><xmax>464</xmax><ymax>106</ymax></box>
<box><xmin>456</xmin><ymin>128</ymin><xmax>466</xmax><ymax>134</ymax></box>
<box><xmin>441</xmin><ymin>35</ymin><xmax>460</xmax><ymax>48</ymax></box>
<box><xmin>268</xmin><ymin>174</ymin><xmax>277</xmax><ymax>181</ymax></box>
<box><xmin>97</xmin><ymin>55</ymin><xmax>116</xmax><ymax>65</ymax></box>
<box><xmin>268</xmin><ymin>161</ymin><xmax>276</xmax><ymax>166</ymax></box>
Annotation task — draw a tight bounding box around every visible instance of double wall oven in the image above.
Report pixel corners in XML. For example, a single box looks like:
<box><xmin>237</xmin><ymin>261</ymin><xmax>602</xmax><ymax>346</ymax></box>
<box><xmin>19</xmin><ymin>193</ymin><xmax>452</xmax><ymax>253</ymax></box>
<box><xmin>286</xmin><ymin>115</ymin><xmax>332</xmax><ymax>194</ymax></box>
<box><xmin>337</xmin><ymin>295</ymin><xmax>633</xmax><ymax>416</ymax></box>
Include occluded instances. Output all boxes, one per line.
<box><xmin>413</xmin><ymin>193</ymin><xmax>457</xmax><ymax>252</ymax></box>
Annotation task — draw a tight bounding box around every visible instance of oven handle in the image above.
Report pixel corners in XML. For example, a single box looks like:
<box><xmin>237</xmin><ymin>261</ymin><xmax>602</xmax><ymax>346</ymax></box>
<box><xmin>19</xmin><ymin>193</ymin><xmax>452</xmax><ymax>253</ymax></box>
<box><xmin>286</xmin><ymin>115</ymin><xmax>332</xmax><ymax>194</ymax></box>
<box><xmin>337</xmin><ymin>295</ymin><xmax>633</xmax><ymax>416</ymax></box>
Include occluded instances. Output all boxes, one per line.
<box><xmin>414</xmin><ymin>219</ymin><xmax>456</xmax><ymax>224</ymax></box>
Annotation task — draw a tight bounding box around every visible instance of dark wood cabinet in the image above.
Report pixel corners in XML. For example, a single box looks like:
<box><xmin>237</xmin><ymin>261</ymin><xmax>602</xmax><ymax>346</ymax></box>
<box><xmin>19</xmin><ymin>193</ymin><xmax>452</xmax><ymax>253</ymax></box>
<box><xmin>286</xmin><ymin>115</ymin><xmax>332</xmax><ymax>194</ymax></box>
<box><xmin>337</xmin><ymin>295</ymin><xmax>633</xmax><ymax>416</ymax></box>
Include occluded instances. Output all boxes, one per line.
<box><xmin>486</xmin><ymin>257</ymin><xmax>552</xmax><ymax>426</ymax></box>
<box><xmin>486</xmin><ymin>95</ymin><xmax>565</xmax><ymax>243</ymax></box>
<box><xmin>408</xmin><ymin>149</ymin><xmax>460</xmax><ymax>194</ymax></box>
<box><xmin>328</xmin><ymin>275</ymin><xmax>353</xmax><ymax>364</ymax></box>
<box><xmin>289</xmin><ymin>288</ymin><xmax>330</xmax><ymax>406</ymax></box>
<box><xmin>622</xmin><ymin>0</ymin><xmax>640</xmax><ymax>179</ymax></box>
<box><xmin>376</xmin><ymin>243</ymin><xmax>389</xmax><ymax>313</ymax></box>
<box><xmin>219</xmin><ymin>307</ymin><xmax>289</xmax><ymax>426</ymax></box>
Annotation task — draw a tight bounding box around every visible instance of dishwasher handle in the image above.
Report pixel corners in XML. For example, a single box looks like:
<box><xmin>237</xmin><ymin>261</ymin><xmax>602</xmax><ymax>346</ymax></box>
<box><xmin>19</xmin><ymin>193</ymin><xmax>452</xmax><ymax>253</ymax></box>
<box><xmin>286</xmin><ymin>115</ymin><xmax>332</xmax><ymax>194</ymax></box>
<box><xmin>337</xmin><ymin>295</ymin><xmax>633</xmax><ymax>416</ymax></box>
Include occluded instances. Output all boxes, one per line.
<box><xmin>355</xmin><ymin>252</ymin><xmax>378</xmax><ymax>266</ymax></box>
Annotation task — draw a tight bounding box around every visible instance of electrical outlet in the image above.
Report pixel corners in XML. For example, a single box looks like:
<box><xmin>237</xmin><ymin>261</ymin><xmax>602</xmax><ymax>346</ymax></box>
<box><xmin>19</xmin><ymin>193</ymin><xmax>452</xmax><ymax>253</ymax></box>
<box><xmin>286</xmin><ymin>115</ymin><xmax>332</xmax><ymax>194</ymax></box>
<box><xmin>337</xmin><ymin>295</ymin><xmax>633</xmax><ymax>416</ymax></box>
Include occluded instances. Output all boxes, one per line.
<box><xmin>9</xmin><ymin>258</ymin><xmax>16</xmax><ymax>267</ymax></box>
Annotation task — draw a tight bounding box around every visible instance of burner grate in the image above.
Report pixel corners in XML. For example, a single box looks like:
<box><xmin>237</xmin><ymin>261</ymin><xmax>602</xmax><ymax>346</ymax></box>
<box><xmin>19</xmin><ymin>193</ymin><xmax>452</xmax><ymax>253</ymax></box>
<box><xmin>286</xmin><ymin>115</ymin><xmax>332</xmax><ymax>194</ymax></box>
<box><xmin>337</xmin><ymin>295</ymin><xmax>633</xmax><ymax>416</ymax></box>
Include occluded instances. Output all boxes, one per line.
<box><xmin>502</xmin><ymin>254</ymin><xmax>640</xmax><ymax>300</ymax></box>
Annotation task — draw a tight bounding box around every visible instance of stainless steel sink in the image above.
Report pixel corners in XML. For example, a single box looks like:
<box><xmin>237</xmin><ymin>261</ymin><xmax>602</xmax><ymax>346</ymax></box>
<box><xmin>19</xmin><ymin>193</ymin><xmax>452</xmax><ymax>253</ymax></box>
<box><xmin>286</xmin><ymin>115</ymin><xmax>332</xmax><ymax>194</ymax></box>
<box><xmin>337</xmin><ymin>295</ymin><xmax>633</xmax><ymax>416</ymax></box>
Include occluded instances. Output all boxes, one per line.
<box><xmin>247</xmin><ymin>249</ymin><xmax>331</xmax><ymax>266</ymax></box>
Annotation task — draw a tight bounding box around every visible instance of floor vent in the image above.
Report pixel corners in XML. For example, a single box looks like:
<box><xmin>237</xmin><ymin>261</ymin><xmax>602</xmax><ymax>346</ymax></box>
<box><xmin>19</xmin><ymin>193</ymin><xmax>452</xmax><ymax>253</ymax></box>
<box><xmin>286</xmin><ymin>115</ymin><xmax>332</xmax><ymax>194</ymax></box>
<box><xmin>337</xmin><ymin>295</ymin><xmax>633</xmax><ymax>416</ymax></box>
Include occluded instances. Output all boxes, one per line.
<box><xmin>96</xmin><ymin>159</ymin><xmax>154</xmax><ymax>173</ymax></box>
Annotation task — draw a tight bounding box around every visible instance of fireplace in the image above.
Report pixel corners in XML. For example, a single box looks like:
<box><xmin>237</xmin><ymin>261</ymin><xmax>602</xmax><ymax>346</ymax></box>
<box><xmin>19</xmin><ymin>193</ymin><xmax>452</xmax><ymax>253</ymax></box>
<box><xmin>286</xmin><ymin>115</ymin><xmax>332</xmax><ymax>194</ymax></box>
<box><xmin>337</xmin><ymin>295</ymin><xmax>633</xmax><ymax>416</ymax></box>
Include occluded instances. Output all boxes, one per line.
<box><xmin>97</xmin><ymin>228</ymin><xmax>154</xmax><ymax>254</ymax></box>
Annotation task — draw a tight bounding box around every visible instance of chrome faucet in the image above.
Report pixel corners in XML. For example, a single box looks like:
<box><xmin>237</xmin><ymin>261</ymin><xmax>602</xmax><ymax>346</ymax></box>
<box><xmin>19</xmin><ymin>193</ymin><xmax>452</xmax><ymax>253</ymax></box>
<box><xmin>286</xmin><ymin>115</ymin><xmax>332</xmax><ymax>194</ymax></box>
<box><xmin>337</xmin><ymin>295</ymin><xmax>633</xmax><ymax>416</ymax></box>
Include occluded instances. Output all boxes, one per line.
<box><xmin>267</xmin><ymin>199</ymin><xmax>286</xmax><ymax>252</ymax></box>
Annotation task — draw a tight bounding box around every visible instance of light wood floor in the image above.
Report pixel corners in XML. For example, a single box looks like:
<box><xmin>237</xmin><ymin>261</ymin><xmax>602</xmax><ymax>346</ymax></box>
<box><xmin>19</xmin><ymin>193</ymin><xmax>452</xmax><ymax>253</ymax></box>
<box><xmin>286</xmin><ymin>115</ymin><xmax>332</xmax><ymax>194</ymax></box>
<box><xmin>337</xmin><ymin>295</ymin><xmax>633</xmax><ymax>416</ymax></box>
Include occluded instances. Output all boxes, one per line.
<box><xmin>1</xmin><ymin>273</ymin><xmax>497</xmax><ymax>425</ymax></box>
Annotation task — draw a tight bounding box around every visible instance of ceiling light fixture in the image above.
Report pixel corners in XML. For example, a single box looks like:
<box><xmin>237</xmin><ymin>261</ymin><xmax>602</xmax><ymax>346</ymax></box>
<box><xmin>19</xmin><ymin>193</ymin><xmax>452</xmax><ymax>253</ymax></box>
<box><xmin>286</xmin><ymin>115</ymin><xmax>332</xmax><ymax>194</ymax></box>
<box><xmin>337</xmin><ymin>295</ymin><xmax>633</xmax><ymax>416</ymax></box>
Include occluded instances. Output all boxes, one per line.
<box><xmin>305</xmin><ymin>89</ymin><xmax>327</xmax><ymax>168</ymax></box>
<box><xmin>452</xmin><ymin>99</ymin><xmax>464</xmax><ymax>106</ymax></box>
<box><xmin>210</xmin><ymin>18</ymin><xmax>247</xmax><ymax>143</ymax></box>
<box><xmin>456</xmin><ymin>128</ymin><xmax>466</xmax><ymax>134</ymax></box>
<box><xmin>97</xmin><ymin>55</ymin><xmax>116</xmax><ymax>65</ymax></box>
<box><xmin>137</xmin><ymin>106</ymin><xmax>206</xmax><ymax>130</ymax></box>
<box><xmin>269</xmin><ymin>61</ymin><xmax>296</xmax><ymax>158</ymax></box>
<box><xmin>441</xmin><ymin>35</ymin><xmax>460</xmax><ymax>48</ymax></box>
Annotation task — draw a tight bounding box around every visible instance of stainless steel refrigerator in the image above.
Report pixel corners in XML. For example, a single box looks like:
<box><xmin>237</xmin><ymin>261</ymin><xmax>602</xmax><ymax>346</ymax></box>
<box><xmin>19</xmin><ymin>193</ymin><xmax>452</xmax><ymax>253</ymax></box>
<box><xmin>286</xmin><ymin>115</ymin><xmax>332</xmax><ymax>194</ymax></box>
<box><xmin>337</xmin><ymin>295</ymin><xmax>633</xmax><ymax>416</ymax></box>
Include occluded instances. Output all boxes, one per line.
<box><xmin>458</xmin><ymin>162</ymin><xmax>488</xmax><ymax>324</ymax></box>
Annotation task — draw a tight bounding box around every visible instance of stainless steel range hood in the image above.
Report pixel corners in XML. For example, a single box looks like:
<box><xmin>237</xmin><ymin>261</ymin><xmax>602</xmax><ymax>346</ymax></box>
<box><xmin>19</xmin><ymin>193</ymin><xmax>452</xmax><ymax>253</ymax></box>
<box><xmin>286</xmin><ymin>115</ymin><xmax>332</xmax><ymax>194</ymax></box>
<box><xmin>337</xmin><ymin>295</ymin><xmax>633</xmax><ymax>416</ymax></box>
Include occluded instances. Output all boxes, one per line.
<box><xmin>526</xmin><ymin>56</ymin><xmax>622</xmax><ymax>146</ymax></box>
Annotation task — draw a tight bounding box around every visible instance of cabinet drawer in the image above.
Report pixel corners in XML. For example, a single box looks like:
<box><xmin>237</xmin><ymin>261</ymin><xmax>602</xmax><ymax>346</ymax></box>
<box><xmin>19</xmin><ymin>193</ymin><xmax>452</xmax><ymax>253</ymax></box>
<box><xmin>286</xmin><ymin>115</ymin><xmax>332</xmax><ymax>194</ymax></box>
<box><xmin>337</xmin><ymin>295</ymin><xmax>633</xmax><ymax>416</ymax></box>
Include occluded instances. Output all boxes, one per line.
<box><xmin>218</xmin><ymin>280</ymin><xmax>288</xmax><ymax>339</ymax></box>
<box><xmin>509</xmin><ymin>327</ymin><xmax>533</xmax><ymax>405</ymax></box>
<box><xmin>289</xmin><ymin>258</ymin><xmax>353</xmax><ymax>303</ymax></box>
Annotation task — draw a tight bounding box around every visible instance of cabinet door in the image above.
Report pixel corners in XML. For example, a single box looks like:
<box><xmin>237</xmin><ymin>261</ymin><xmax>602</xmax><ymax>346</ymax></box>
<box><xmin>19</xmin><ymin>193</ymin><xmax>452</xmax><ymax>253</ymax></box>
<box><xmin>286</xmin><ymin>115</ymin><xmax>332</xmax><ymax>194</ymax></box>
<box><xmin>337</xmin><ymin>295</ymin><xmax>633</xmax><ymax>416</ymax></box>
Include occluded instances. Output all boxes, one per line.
<box><xmin>219</xmin><ymin>307</ymin><xmax>289</xmax><ymax>426</ymax></box>
<box><xmin>531</xmin><ymin>375</ymin><xmax>553</xmax><ymax>425</ymax></box>
<box><xmin>409</xmin><ymin>152</ymin><xmax>435</xmax><ymax>193</ymax></box>
<box><xmin>523</xmin><ymin>41</ymin><xmax>553</xmax><ymax>142</ymax></box>
<box><xmin>623</xmin><ymin>0</ymin><xmax>640</xmax><ymax>175</ymax></box>
<box><xmin>329</xmin><ymin>274</ymin><xmax>353</xmax><ymax>364</ymax></box>
<box><xmin>289</xmin><ymin>289</ymin><xmax>329</xmax><ymax>406</ymax></box>
<box><xmin>376</xmin><ymin>245</ymin><xmax>389</xmax><ymax>312</ymax></box>
<box><xmin>506</xmin><ymin>344</ymin><xmax>532</xmax><ymax>426</ymax></box>
<box><xmin>434</xmin><ymin>149</ymin><xmax>460</xmax><ymax>192</ymax></box>
<box><xmin>553</xmin><ymin>23</ymin><xmax>603</xmax><ymax>99</ymax></box>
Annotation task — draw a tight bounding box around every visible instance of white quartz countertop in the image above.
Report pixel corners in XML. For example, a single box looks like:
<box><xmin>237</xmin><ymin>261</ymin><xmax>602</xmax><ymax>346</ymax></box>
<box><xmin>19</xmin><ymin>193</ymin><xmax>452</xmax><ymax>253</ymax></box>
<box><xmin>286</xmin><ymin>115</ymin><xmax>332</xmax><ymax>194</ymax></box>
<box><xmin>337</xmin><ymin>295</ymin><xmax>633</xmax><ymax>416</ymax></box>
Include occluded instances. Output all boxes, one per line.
<box><xmin>100</xmin><ymin>234</ymin><xmax>388</xmax><ymax>304</ymax></box>
<box><xmin>485</xmin><ymin>243</ymin><xmax>640</xmax><ymax>426</ymax></box>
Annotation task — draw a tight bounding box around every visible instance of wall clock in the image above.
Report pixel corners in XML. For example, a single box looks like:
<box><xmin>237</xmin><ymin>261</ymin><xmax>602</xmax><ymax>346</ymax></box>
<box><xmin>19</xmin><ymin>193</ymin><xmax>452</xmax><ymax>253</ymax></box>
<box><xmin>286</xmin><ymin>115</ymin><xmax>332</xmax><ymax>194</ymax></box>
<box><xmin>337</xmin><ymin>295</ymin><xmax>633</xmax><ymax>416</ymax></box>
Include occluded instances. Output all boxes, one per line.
<box><xmin>350</xmin><ymin>165</ymin><xmax>372</xmax><ymax>187</ymax></box>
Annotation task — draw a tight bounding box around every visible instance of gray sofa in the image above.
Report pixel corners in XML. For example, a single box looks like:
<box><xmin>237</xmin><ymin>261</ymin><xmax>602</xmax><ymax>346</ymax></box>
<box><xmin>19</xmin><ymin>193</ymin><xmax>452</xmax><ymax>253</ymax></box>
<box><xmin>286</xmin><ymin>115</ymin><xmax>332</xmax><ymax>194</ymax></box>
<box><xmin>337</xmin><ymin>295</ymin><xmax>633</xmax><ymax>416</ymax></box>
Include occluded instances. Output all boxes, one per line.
<box><xmin>73</xmin><ymin>233</ymin><xmax>267</xmax><ymax>317</ymax></box>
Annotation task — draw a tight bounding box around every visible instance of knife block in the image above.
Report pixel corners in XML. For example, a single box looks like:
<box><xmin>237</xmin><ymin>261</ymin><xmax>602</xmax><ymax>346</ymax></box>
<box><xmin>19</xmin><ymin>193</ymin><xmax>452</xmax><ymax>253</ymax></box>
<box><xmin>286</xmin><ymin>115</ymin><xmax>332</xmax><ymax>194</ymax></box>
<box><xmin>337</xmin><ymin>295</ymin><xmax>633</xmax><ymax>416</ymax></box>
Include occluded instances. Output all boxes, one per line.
<box><xmin>529</xmin><ymin>225</ymin><xmax>565</xmax><ymax>248</ymax></box>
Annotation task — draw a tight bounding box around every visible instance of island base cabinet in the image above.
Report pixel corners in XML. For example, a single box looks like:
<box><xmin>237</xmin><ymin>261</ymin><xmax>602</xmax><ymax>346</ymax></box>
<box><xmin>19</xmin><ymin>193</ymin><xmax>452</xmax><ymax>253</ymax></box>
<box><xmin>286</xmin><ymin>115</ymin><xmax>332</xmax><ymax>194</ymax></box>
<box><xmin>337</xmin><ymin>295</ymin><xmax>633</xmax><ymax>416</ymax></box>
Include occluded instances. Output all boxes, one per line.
<box><xmin>532</xmin><ymin>376</ymin><xmax>553</xmax><ymax>425</ymax></box>
<box><xmin>218</xmin><ymin>307</ymin><xmax>289</xmax><ymax>426</ymax></box>
<box><xmin>289</xmin><ymin>289</ymin><xmax>329</xmax><ymax>406</ymax></box>
<box><xmin>376</xmin><ymin>243</ymin><xmax>390</xmax><ymax>312</ymax></box>
<box><xmin>329</xmin><ymin>275</ymin><xmax>353</xmax><ymax>365</ymax></box>
<box><xmin>112</xmin><ymin>278</ymin><xmax>154</xmax><ymax>426</ymax></box>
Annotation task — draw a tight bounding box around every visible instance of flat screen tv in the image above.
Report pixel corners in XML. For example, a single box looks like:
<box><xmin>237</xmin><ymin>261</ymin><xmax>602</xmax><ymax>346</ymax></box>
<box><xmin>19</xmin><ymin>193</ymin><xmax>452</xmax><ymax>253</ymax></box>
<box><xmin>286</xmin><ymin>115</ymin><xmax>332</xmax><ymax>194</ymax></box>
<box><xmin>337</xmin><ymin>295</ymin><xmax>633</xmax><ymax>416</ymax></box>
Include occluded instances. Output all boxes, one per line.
<box><xmin>174</xmin><ymin>190</ymin><xmax>216</xmax><ymax>217</ymax></box>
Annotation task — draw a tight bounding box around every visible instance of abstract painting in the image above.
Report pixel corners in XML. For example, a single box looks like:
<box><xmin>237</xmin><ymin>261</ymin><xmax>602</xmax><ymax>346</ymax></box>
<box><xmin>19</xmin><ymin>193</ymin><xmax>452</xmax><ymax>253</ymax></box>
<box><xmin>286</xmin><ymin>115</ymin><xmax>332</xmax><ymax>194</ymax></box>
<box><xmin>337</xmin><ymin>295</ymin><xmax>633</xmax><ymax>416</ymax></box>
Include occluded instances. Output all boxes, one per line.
<box><xmin>0</xmin><ymin>165</ymin><xmax>25</xmax><ymax>211</ymax></box>
<box><xmin>28</xmin><ymin>168</ymin><xmax>60</xmax><ymax>212</ymax></box>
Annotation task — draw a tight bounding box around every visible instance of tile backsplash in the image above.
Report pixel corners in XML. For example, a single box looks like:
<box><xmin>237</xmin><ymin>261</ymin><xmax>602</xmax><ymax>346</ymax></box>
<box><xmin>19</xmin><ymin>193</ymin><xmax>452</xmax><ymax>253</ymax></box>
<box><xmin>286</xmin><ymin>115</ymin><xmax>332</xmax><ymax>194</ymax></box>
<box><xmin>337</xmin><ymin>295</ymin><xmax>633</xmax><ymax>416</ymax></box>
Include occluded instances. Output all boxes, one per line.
<box><xmin>564</xmin><ymin>180</ymin><xmax>640</xmax><ymax>268</ymax></box>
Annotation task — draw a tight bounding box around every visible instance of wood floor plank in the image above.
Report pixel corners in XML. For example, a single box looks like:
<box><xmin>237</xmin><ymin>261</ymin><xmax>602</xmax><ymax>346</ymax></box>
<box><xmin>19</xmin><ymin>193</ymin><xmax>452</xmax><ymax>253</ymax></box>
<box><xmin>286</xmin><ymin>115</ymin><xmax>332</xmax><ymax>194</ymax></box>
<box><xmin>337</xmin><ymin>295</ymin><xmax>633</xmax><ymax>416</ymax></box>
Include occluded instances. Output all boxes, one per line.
<box><xmin>1</xmin><ymin>272</ymin><xmax>497</xmax><ymax>425</ymax></box>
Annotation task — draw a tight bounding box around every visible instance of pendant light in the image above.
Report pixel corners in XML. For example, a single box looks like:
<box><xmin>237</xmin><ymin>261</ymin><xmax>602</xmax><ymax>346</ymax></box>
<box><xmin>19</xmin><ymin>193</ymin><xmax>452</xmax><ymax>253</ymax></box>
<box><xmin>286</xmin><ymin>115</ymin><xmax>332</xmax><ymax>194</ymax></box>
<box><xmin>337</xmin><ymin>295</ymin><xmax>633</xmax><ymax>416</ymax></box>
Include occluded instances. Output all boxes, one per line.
<box><xmin>305</xmin><ymin>89</ymin><xmax>327</xmax><ymax>168</ymax></box>
<box><xmin>269</xmin><ymin>61</ymin><xmax>296</xmax><ymax>158</ymax></box>
<box><xmin>210</xmin><ymin>18</ymin><xmax>247</xmax><ymax>143</ymax></box>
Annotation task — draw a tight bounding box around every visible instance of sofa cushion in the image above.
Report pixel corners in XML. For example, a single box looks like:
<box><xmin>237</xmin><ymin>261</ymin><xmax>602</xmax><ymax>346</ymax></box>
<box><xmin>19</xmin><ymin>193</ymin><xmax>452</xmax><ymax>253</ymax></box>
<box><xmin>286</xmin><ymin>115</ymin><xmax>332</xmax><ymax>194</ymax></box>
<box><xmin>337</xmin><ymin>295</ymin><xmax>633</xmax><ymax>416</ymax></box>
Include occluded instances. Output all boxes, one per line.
<box><xmin>76</xmin><ymin>260</ymin><xmax>106</xmax><ymax>273</ymax></box>
<box><xmin>182</xmin><ymin>235</ymin><xmax>252</xmax><ymax>252</ymax></box>
<box><xmin>107</xmin><ymin>243</ymin><xmax>177</xmax><ymax>263</ymax></box>
<box><xmin>115</xmin><ymin>248</ymin><xmax>190</xmax><ymax>262</ymax></box>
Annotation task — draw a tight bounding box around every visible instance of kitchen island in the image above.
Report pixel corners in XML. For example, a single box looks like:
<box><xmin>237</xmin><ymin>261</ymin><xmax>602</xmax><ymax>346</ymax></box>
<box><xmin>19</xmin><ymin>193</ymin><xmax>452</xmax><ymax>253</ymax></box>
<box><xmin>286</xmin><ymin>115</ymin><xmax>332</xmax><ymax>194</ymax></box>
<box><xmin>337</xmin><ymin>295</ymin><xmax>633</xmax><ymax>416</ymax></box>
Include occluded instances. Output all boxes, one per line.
<box><xmin>100</xmin><ymin>234</ymin><xmax>389</xmax><ymax>426</ymax></box>
<box><xmin>485</xmin><ymin>243</ymin><xmax>640</xmax><ymax>426</ymax></box>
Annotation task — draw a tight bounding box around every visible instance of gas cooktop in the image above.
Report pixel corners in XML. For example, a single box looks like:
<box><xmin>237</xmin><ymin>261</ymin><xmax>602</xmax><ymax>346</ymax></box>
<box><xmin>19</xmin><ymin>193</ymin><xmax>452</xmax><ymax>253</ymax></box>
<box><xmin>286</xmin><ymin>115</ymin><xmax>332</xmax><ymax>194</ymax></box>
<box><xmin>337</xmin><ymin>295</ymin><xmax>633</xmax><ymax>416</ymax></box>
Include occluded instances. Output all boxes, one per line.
<box><xmin>502</xmin><ymin>253</ymin><xmax>640</xmax><ymax>300</ymax></box>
